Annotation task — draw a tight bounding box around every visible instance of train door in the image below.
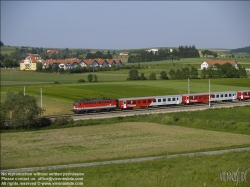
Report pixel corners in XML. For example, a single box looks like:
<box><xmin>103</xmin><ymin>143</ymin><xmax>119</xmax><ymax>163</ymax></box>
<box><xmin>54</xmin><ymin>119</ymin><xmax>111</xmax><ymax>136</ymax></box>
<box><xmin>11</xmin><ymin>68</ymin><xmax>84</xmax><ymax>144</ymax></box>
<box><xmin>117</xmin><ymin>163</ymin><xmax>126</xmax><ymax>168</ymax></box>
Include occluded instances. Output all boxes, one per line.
<box><xmin>123</xmin><ymin>100</ymin><xmax>127</xmax><ymax>109</ymax></box>
<box><xmin>241</xmin><ymin>92</ymin><xmax>244</xmax><ymax>100</ymax></box>
<box><xmin>186</xmin><ymin>96</ymin><xmax>189</xmax><ymax>104</ymax></box>
<box><xmin>177</xmin><ymin>97</ymin><xmax>179</xmax><ymax>104</ymax></box>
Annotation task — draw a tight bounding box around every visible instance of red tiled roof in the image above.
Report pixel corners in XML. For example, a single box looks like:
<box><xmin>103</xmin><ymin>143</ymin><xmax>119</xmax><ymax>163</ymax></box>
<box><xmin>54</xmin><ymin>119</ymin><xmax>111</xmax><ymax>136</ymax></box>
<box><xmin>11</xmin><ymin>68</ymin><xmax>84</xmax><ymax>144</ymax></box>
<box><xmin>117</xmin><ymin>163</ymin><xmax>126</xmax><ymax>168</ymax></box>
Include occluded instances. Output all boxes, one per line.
<box><xmin>47</xmin><ymin>50</ymin><xmax>58</xmax><ymax>54</ymax></box>
<box><xmin>205</xmin><ymin>60</ymin><xmax>236</xmax><ymax>65</ymax></box>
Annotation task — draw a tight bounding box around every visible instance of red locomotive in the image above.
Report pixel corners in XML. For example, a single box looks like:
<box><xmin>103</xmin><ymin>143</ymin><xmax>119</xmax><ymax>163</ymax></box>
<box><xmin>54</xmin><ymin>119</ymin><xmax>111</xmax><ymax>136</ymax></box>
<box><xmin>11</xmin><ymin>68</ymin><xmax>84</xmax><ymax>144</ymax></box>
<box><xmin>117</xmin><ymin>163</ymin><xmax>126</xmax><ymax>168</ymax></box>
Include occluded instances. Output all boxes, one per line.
<box><xmin>73</xmin><ymin>98</ymin><xmax>116</xmax><ymax>114</ymax></box>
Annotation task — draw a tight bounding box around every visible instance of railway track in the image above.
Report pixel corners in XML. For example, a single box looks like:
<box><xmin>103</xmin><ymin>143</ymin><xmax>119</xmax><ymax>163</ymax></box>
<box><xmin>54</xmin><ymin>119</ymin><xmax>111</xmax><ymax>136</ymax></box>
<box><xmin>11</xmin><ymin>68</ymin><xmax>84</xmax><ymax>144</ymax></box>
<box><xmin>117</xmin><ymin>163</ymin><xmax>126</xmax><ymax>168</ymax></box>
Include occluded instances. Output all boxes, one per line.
<box><xmin>44</xmin><ymin>100</ymin><xmax>250</xmax><ymax>121</ymax></box>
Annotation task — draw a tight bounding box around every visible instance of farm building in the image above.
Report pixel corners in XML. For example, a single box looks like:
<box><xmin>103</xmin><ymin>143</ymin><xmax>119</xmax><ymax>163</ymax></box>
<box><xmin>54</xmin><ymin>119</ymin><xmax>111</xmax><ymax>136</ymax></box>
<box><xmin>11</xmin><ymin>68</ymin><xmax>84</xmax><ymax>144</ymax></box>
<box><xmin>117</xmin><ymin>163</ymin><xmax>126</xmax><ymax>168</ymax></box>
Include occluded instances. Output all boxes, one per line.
<box><xmin>20</xmin><ymin>54</ymin><xmax>43</xmax><ymax>71</ymax></box>
<box><xmin>200</xmin><ymin>60</ymin><xmax>238</xmax><ymax>70</ymax></box>
<box><xmin>147</xmin><ymin>49</ymin><xmax>158</xmax><ymax>54</ymax></box>
<box><xmin>46</xmin><ymin>49</ymin><xmax>59</xmax><ymax>55</ymax></box>
<box><xmin>119</xmin><ymin>52</ymin><xmax>129</xmax><ymax>56</ymax></box>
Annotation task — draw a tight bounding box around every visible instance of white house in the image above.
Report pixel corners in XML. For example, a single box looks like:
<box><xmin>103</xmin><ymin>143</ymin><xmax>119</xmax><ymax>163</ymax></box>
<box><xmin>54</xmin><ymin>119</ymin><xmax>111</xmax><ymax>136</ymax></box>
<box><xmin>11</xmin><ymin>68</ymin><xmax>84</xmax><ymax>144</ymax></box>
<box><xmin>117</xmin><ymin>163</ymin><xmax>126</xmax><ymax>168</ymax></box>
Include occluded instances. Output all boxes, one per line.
<box><xmin>201</xmin><ymin>60</ymin><xmax>238</xmax><ymax>70</ymax></box>
<box><xmin>147</xmin><ymin>49</ymin><xmax>158</xmax><ymax>54</ymax></box>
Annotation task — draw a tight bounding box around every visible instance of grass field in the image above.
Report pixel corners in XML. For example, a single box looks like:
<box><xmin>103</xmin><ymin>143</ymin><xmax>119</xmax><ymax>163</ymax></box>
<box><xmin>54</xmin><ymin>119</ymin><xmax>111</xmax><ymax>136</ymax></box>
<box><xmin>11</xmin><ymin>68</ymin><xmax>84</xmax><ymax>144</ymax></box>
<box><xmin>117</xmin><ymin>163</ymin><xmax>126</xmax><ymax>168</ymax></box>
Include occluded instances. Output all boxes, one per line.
<box><xmin>1</xmin><ymin>122</ymin><xmax>250</xmax><ymax>169</ymax></box>
<box><xmin>32</xmin><ymin>151</ymin><xmax>249</xmax><ymax>187</ymax></box>
<box><xmin>1</xmin><ymin>67</ymin><xmax>250</xmax><ymax>115</ymax></box>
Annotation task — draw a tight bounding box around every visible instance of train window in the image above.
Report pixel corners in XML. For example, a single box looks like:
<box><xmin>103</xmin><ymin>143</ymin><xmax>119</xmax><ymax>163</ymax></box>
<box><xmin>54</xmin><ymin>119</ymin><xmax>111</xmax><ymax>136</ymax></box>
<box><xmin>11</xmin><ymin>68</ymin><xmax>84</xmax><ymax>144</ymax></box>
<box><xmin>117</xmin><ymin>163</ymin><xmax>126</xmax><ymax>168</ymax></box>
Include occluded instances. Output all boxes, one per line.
<box><xmin>221</xmin><ymin>94</ymin><xmax>223</xmax><ymax>97</ymax></box>
<box><xmin>229</xmin><ymin>94</ymin><xmax>231</xmax><ymax>97</ymax></box>
<box><xmin>187</xmin><ymin>97</ymin><xmax>189</xmax><ymax>99</ymax></box>
<box><xmin>132</xmin><ymin>101</ymin><xmax>136</xmax><ymax>104</ymax></box>
<box><xmin>138</xmin><ymin>100</ymin><xmax>141</xmax><ymax>104</ymax></box>
<box><xmin>173</xmin><ymin>98</ymin><xmax>176</xmax><ymax>101</ymax></box>
<box><xmin>143</xmin><ymin>100</ymin><xmax>146</xmax><ymax>103</ymax></box>
<box><xmin>194</xmin><ymin>96</ymin><xmax>198</xmax><ymax>99</ymax></box>
<box><xmin>248</xmin><ymin>92</ymin><xmax>250</xmax><ymax>95</ymax></box>
<box><xmin>163</xmin><ymin>98</ymin><xmax>166</xmax><ymax>102</ymax></box>
<box><xmin>216</xmin><ymin>95</ymin><xmax>219</xmax><ymax>98</ymax></box>
<box><xmin>158</xmin><ymin>99</ymin><xmax>161</xmax><ymax>102</ymax></box>
<box><xmin>244</xmin><ymin>93</ymin><xmax>247</xmax><ymax>95</ymax></box>
<box><xmin>124</xmin><ymin>101</ymin><xmax>126</xmax><ymax>104</ymax></box>
<box><xmin>168</xmin><ymin>98</ymin><xmax>171</xmax><ymax>101</ymax></box>
<box><xmin>190</xmin><ymin>96</ymin><xmax>193</xmax><ymax>99</ymax></box>
<box><xmin>177</xmin><ymin>98</ymin><xmax>179</xmax><ymax>100</ymax></box>
<box><xmin>148</xmin><ymin>99</ymin><xmax>151</xmax><ymax>103</ymax></box>
<box><xmin>153</xmin><ymin>99</ymin><xmax>156</xmax><ymax>102</ymax></box>
<box><xmin>225</xmin><ymin>94</ymin><xmax>228</xmax><ymax>97</ymax></box>
<box><xmin>199</xmin><ymin>96</ymin><xmax>202</xmax><ymax>99</ymax></box>
<box><xmin>203</xmin><ymin>95</ymin><xmax>206</xmax><ymax>99</ymax></box>
<box><xmin>212</xmin><ymin>95</ymin><xmax>215</xmax><ymax>98</ymax></box>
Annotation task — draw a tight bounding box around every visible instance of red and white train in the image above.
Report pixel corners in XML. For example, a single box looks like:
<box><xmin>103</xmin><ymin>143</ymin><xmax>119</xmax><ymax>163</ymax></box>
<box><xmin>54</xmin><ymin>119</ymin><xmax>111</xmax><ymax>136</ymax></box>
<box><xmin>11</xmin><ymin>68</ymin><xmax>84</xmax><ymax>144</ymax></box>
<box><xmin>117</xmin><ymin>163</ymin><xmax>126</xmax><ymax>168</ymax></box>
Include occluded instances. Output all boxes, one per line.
<box><xmin>72</xmin><ymin>90</ymin><xmax>250</xmax><ymax>114</ymax></box>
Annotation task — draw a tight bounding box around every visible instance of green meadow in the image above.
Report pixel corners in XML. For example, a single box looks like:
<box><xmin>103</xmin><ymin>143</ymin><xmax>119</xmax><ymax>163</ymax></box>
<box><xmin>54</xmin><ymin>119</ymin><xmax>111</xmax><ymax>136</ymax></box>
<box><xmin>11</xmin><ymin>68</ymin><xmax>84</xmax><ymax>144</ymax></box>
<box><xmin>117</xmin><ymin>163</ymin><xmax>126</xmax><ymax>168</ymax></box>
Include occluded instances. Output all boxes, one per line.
<box><xmin>1</xmin><ymin>65</ymin><xmax>250</xmax><ymax>115</ymax></box>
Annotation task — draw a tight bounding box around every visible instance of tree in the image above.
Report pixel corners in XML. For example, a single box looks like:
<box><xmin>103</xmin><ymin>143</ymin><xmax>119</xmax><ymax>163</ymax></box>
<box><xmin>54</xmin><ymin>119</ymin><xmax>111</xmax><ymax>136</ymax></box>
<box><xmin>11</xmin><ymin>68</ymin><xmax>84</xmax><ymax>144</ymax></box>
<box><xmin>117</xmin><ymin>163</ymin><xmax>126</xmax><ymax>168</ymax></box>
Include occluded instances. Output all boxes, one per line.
<box><xmin>160</xmin><ymin>71</ymin><xmax>168</xmax><ymax>80</ymax></box>
<box><xmin>1</xmin><ymin>91</ymin><xmax>42</xmax><ymax>129</ymax></box>
<box><xmin>93</xmin><ymin>74</ymin><xmax>98</xmax><ymax>82</ymax></box>
<box><xmin>140</xmin><ymin>73</ymin><xmax>146</xmax><ymax>80</ymax></box>
<box><xmin>169</xmin><ymin>55</ymin><xmax>175</xmax><ymax>64</ymax></box>
<box><xmin>238</xmin><ymin>65</ymin><xmax>248</xmax><ymax>78</ymax></box>
<box><xmin>201</xmin><ymin>68</ymin><xmax>207</xmax><ymax>79</ymax></box>
<box><xmin>36</xmin><ymin>62</ymin><xmax>43</xmax><ymax>72</ymax></box>
<box><xmin>149</xmin><ymin>72</ymin><xmax>156</xmax><ymax>80</ymax></box>
<box><xmin>169</xmin><ymin>69</ymin><xmax>176</xmax><ymax>80</ymax></box>
<box><xmin>190</xmin><ymin>66</ymin><xmax>198</xmax><ymax>79</ymax></box>
<box><xmin>0</xmin><ymin>41</ymin><xmax>4</xmax><ymax>46</ymax></box>
<box><xmin>128</xmin><ymin>69</ymin><xmax>140</xmax><ymax>80</ymax></box>
<box><xmin>3</xmin><ymin>59</ymin><xmax>14</xmax><ymax>67</ymax></box>
<box><xmin>87</xmin><ymin>74</ymin><xmax>93</xmax><ymax>82</ymax></box>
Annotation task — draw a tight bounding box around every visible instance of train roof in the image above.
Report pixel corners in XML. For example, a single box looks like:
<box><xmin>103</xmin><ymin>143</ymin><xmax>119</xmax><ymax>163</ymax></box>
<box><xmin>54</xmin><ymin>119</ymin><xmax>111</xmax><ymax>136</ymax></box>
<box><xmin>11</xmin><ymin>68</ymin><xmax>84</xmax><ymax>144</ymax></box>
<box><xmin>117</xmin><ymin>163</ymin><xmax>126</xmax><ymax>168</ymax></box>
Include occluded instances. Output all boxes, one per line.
<box><xmin>118</xmin><ymin>95</ymin><xmax>182</xmax><ymax>100</ymax></box>
<box><xmin>75</xmin><ymin>98</ymin><xmax>114</xmax><ymax>102</ymax></box>
<box><xmin>182</xmin><ymin>91</ymin><xmax>237</xmax><ymax>96</ymax></box>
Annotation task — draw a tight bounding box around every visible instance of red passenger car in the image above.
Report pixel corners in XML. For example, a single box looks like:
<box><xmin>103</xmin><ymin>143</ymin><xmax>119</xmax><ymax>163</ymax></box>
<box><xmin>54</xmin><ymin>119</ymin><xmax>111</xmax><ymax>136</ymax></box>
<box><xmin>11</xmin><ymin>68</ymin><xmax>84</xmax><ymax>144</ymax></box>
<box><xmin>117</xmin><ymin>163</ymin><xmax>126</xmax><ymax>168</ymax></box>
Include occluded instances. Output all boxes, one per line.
<box><xmin>117</xmin><ymin>97</ymin><xmax>155</xmax><ymax>109</ymax></box>
<box><xmin>72</xmin><ymin>98</ymin><xmax>116</xmax><ymax>114</ymax></box>
<box><xmin>237</xmin><ymin>90</ymin><xmax>250</xmax><ymax>100</ymax></box>
<box><xmin>182</xmin><ymin>93</ymin><xmax>212</xmax><ymax>104</ymax></box>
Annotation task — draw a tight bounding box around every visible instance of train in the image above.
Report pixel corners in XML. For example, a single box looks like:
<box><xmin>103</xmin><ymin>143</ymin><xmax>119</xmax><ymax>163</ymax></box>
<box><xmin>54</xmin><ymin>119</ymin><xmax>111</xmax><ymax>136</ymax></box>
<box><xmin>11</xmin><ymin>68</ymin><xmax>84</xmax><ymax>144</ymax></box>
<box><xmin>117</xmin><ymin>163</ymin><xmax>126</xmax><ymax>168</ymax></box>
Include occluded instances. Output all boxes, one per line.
<box><xmin>72</xmin><ymin>90</ymin><xmax>250</xmax><ymax>114</ymax></box>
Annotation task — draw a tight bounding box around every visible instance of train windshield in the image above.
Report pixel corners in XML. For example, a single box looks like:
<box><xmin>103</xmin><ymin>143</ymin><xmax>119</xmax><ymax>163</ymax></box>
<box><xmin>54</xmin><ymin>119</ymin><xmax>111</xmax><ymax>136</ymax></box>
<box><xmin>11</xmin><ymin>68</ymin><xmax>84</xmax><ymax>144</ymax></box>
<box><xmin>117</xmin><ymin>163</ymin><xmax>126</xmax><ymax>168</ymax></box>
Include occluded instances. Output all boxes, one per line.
<box><xmin>73</xmin><ymin>102</ymin><xmax>78</xmax><ymax>106</ymax></box>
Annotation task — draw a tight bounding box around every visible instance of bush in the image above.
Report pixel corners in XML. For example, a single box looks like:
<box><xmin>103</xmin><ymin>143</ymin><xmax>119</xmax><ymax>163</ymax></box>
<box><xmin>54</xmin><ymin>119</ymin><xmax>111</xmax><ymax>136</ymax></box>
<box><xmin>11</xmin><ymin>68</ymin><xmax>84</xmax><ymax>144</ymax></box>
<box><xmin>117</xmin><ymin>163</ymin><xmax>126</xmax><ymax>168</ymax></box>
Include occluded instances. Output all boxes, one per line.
<box><xmin>35</xmin><ymin>117</ymin><xmax>52</xmax><ymax>128</ymax></box>
<box><xmin>53</xmin><ymin>116</ymin><xmax>74</xmax><ymax>126</ymax></box>
<box><xmin>149</xmin><ymin>72</ymin><xmax>156</xmax><ymax>80</ymax></box>
<box><xmin>77</xmin><ymin>79</ymin><xmax>85</xmax><ymax>82</ymax></box>
<box><xmin>54</xmin><ymin>81</ymin><xmax>59</xmax><ymax>84</ymax></box>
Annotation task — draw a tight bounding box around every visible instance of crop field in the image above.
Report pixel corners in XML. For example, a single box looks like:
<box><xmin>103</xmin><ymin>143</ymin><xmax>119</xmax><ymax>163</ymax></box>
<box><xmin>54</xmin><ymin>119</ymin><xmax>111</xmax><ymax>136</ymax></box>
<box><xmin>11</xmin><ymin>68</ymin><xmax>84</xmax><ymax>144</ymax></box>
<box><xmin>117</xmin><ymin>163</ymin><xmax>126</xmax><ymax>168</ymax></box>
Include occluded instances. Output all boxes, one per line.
<box><xmin>1</xmin><ymin>122</ymin><xmax>250</xmax><ymax>169</ymax></box>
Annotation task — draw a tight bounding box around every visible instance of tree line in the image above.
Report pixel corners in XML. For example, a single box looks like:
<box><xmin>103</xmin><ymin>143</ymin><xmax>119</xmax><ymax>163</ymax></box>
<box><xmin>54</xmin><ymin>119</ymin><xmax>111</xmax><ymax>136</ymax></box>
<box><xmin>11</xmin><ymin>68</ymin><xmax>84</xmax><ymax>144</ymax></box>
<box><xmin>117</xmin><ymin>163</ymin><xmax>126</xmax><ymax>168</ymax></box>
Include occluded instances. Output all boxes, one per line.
<box><xmin>127</xmin><ymin>63</ymin><xmax>247</xmax><ymax>80</ymax></box>
<box><xmin>201</xmin><ymin>63</ymin><xmax>247</xmax><ymax>78</ymax></box>
<box><xmin>128</xmin><ymin>45</ymin><xmax>200</xmax><ymax>63</ymax></box>
<box><xmin>127</xmin><ymin>66</ymin><xmax>198</xmax><ymax>80</ymax></box>
<box><xmin>200</xmin><ymin>50</ymin><xmax>218</xmax><ymax>58</ymax></box>
<box><xmin>230</xmin><ymin>46</ymin><xmax>250</xmax><ymax>54</ymax></box>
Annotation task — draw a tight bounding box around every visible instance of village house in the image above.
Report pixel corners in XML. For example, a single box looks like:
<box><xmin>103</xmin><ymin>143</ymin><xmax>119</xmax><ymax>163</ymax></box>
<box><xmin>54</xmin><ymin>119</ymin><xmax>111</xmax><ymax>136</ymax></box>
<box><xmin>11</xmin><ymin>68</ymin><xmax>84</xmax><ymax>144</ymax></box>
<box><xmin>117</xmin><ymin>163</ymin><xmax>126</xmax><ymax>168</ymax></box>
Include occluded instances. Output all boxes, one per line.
<box><xmin>20</xmin><ymin>54</ymin><xmax>43</xmax><ymax>70</ymax></box>
<box><xmin>42</xmin><ymin>58</ymin><xmax>123</xmax><ymax>70</ymax></box>
<box><xmin>200</xmin><ymin>60</ymin><xmax>238</xmax><ymax>70</ymax></box>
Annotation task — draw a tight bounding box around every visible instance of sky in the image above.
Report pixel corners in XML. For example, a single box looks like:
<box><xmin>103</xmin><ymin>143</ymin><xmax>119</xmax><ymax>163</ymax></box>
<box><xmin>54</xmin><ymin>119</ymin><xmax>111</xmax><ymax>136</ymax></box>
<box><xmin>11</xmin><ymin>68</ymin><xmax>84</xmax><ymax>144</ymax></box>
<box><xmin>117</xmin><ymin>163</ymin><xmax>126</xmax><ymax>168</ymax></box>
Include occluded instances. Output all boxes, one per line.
<box><xmin>1</xmin><ymin>1</ymin><xmax>250</xmax><ymax>50</ymax></box>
